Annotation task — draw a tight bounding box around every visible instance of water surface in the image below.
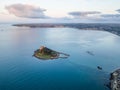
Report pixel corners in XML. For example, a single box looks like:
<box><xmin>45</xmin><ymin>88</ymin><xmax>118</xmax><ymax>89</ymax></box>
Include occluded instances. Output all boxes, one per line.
<box><xmin>0</xmin><ymin>24</ymin><xmax>120</xmax><ymax>90</ymax></box>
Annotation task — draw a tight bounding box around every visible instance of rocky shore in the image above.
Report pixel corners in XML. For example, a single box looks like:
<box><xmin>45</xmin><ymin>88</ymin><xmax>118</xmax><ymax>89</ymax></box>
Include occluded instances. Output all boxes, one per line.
<box><xmin>110</xmin><ymin>69</ymin><xmax>120</xmax><ymax>90</ymax></box>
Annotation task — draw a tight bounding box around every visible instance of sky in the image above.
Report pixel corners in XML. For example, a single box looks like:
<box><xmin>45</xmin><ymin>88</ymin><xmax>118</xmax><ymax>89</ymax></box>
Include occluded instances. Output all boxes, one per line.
<box><xmin>0</xmin><ymin>0</ymin><xmax>120</xmax><ymax>23</ymax></box>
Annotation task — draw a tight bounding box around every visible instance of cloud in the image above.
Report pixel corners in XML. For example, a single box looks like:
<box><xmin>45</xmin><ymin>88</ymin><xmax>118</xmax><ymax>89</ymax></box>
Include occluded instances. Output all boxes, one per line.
<box><xmin>5</xmin><ymin>4</ymin><xmax>48</xmax><ymax>19</ymax></box>
<box><xmin>116</xmin><ymin>9</ymin><xmax>120</xmax><ymax>13</ymax></box>
<box><xmin>101</xmin><ymin>14</ymin><xmax>120</xmax><ymax>18</ymax></box>
<box><xmin>99</xmin><ymin>14</ymin><xmax>120</xmax><ymax>23</ymax></box>
<box><xmin>68</xmin><ymin>10</ymin><xmax>120</xmax><ymax>23</ymax></box>
<box><xmin>68</xmin><ymin>11</ymin><xmax>101</xmax><ymax>18</ymax></box>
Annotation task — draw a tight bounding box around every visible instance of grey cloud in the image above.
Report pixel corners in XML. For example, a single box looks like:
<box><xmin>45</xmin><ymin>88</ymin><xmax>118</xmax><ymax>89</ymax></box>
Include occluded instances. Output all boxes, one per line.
<box><xmin>5</xmin><ymin>4</ymin><xmax>48</xmax><ymax>19</ymax></box>
<box><xmin>116</xmin><ymin>9</ymin><xmax>120</xmax><ymax>13</ymax></box>
<box><xmin>101</xmin><ymin>14</ymin><xmax>120</xmax><ymax>18</ymax></box>
<box><xmin>100</xmin><ymin>14</ymin><xmax>120</xmax><ymax>23</ymax></box>
<box><xmin>69</xmin><ymin>11</ymin><xmax>101</xmax><ymax>17</ymax></box>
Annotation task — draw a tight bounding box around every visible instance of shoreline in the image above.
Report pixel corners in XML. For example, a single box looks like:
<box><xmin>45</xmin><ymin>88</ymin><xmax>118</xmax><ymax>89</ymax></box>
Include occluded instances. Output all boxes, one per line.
<box><xmin>13</xmin><ymin>23</ymin><xmax>120</xmax><ymax>36</ymax></box>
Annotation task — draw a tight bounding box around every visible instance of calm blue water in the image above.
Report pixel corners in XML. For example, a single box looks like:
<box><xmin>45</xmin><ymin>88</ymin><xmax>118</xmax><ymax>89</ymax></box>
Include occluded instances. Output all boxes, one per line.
<box><xmin>0</xmin><ymin>24</ymin><xmax>120</xmax><ymax>90</ymax></box>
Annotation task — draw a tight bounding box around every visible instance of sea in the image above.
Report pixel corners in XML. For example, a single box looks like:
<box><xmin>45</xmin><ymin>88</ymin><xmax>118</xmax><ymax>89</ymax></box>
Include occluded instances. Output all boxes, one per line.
<box><xmin>0</xmin><ymin>24</ymin><xmax>120</xmax><ymax>90</ymax></box>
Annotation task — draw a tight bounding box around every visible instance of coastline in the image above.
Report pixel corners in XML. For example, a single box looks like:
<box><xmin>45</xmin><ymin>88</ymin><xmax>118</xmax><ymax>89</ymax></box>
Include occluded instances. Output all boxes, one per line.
<box><xmin>13</xmin><ymin>23</ymin><xmax>120</xmax><ymax>36</ymax></box>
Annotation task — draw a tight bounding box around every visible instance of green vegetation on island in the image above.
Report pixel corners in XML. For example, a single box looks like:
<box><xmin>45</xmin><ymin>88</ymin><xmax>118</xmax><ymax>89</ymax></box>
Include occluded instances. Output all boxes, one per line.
<box><xmin>33</xmin><ymin>46</ymin><xmax>70</xmax><ymax>60</ymax></box>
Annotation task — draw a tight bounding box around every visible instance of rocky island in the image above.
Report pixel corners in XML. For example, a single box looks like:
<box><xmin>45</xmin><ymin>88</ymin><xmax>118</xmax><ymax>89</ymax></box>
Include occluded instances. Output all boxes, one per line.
<box><xmin>33</xmin><ymin>46</ymin><xmax>70</xmax><ymax>60</ymax></box>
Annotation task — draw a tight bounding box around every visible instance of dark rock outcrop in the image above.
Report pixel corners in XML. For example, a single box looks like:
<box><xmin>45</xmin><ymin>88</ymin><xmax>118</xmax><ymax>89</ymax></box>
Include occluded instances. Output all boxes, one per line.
<box><xmin>110</xmin><ymin>69</ymin><xmax>120</xmax><ymax>90</ymax></box>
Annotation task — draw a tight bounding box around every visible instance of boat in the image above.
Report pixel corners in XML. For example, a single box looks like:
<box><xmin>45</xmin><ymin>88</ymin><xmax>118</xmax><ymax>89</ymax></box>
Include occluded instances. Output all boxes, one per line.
<box><xmin>86</xmin><ymin>51</ymin><xmax>94</xmax><ymax>56</ymax></box>
<box><xmin>97</xmin><ymin>66</ymin><xmax>102</xmax><ymax>70</ymax></box>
